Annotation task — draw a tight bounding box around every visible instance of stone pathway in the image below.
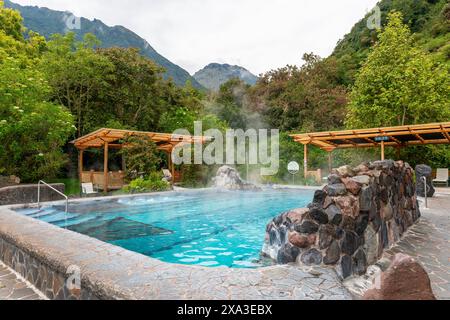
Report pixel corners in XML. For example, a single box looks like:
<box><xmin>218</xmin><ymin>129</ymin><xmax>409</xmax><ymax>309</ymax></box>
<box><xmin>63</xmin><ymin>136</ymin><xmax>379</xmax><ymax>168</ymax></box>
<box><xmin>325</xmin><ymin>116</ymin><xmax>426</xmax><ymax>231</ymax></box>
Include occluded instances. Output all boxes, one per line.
<box><xmin>0</xmin><ymin>261</ymin><xmax>44</xmax><ymax>300</ymax></box>
<box><xmin>382</xmin><ymin>190</ymin><xmax>450</xmax><ymax>300</ymax></box>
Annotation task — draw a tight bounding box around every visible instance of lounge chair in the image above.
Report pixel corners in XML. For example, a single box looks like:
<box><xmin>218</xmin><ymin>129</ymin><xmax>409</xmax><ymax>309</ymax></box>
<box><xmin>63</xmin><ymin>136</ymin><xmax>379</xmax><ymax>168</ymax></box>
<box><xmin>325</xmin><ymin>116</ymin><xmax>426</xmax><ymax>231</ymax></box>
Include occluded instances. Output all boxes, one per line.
<box><xmin>433</xmin><ymin>168</ymin><xmax>449</xmax><ymax>187</ymax></box>
<box><xmin>81</xmin><ymin>183</ymin><xmax>98</xmax><ymax>195</ymax></box>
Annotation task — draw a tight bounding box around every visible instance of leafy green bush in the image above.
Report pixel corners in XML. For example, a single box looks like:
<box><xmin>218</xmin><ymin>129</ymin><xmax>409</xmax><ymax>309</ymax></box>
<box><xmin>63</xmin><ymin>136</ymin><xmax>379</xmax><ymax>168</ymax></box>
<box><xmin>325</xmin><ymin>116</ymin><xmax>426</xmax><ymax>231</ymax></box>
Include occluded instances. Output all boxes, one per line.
<box><xmin>123</xmin><ymin>172</ymin><xmax>170</xmax><ymax>193</ymax></box>
<box><xmin>119</xmin><ymin>134</ymin><xmax>162</xmax><ymax>181</ymax></box>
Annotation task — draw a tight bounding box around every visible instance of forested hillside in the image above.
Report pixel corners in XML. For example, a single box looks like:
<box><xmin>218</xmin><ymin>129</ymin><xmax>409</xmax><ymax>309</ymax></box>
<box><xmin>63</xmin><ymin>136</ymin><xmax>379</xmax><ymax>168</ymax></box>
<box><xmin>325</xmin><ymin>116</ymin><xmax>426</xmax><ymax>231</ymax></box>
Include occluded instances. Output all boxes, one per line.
<box><xmin>332</xmin><ymin>0</ymin><xmax>449</xmax><ymax>85</ymax></box>
<box><xmin>3</xmin><ymin>0</ymin><xmax>204</xmax><ymax>88</ymax></box>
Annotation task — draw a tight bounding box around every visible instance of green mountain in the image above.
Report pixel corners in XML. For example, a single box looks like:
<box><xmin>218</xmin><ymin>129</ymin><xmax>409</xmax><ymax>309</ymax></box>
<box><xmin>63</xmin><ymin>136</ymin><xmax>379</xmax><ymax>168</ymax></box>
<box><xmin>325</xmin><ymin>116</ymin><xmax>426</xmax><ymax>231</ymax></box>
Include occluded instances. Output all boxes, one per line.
<box><xmin>332</xmin><ymin>0</ymin><xmax>449</xmax><ymax>86</ymax></box>
<box><xmin>193</xmin><ymin>63</ymin><xmax>258</xmax><ymax>91</ymax></box>
<box><xmin>4</xmin><ymin>0</ymin><xmax>204</xmax><ymax>89</ymax></box>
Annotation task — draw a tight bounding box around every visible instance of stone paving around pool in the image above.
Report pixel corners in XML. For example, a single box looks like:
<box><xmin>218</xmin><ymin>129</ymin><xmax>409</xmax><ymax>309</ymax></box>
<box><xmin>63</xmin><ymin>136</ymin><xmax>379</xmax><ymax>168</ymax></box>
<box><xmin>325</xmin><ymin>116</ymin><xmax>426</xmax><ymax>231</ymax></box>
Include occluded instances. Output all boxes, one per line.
<box><xmin>383</xmin><ymin>190</ymin><xmax>450</xmax><ymax>300</ymax></box>
<box><xmin>0</xmin><ymin>261</ymin><xmax>44</xmax><ymax>300</ymax></box>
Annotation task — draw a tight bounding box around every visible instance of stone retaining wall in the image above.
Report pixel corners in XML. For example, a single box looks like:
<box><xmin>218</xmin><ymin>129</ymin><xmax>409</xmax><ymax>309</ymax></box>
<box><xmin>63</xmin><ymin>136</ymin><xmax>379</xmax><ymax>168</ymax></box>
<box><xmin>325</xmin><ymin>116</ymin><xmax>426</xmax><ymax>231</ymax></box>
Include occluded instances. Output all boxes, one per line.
<box><xmin>0</xmin><ymin>184</ymin><xmax>65</xmax><ymax>206</ymax></box>
<box><xmin>262</xmin><ymin>160</ymin><xmax>421</xmax><ymax>279</ymax></box>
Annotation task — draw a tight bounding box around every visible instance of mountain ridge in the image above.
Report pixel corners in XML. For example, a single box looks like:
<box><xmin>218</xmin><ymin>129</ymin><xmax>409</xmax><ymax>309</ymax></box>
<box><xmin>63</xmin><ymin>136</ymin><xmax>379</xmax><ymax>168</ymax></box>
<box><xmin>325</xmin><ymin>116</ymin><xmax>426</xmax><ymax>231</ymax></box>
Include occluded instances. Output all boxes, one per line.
<box><xmin>4</xmin><ymin>0</ymin><xmax>204</xmax><ymax>89</ymax></box>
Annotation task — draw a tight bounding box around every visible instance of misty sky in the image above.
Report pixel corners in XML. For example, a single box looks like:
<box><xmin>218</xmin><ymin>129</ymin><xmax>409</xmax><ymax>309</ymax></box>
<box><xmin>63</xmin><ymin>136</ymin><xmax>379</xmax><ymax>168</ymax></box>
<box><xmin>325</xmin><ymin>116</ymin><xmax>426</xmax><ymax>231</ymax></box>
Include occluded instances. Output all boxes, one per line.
<box><xmin>13</xmin><ymin>0</ymin><xmax>380</xmax><ymax>75</ymax></box>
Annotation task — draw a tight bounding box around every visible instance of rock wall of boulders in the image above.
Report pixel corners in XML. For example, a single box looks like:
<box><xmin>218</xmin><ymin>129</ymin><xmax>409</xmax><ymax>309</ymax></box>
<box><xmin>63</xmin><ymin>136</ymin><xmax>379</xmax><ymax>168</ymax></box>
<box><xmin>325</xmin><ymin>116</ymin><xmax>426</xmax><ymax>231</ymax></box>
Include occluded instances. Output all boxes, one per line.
<box><xmin>262</xmin><ymin>160</ymin><xmax>421</xmax><ymax>279</ymax></box>
<box><xmin>415</xmin><ymin>164</ymin><xmax>435</xmax><ymax>197</ymax></box>
<box><xmin>0</xmin><ymin>183</ymin><xmax>65</xmax><ymax>205</ymax></box>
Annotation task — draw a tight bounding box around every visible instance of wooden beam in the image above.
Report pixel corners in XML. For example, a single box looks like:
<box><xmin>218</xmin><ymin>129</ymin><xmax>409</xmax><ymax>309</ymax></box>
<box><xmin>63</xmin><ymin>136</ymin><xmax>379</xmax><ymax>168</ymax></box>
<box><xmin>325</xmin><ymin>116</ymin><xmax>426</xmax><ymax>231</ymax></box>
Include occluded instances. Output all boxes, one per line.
<box><xmin>440</xmin><ymin>125</ymin><xmax>450</xmax><ymax>142</ymax></box>
<box><xmin>381</xmin><ymin>140</ymin><xmax>385</xmax><ymax>161</ymax></box>
<box><xmin>104</xmin><ymin>142</ymin><xmax>109</xmax><ymax>193</ymax></box>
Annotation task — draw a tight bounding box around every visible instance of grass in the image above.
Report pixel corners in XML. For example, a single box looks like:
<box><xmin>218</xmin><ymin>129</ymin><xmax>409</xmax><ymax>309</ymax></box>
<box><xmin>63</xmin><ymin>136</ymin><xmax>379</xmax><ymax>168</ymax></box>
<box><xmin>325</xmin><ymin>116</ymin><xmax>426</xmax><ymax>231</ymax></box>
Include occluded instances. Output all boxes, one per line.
<box><xmin>47</xmin><ymin>178</ymin><xmax>80</xmax><ymax>196</ymax></box>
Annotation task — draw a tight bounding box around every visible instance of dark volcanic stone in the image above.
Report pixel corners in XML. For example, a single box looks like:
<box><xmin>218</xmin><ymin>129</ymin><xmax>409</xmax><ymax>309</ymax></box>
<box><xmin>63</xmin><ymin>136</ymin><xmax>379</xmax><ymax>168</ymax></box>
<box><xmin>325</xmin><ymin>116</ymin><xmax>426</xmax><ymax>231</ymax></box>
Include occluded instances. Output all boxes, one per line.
<box><xmin>355</xmin><ymin>214</ymin><xmax>369</xmax><ymax>236</ymax></box>
<box><xmin>269</xmin><ymin>228</ymin><xmax>279</xmax><ymax>246</ymax></box>
<box><xmin>381</xmin><ymin>221</ymin><xmax>389</xmax><ymax>249</ymax></box>
<box><xmin>369</xmin><ymin>201</ymin><xmax>382</xmax><ymax>232</ymax></box>
<box><xmin>325</xmin><ymin>205</ymin><xmax>342</xmax><ymax>225</ymax></box>
<box><xmin>370</xmin><ymin>160</ymin><xmax>395</xmax><ymax>170</ymax></box>
<box><xmin>309</xmin><ymin>207</ymin><xmax>329</xmax><ymax>225</ymax></box>
<box><xmin>328</xmin><ymin>174</ymin><xmax>342</xmax><ymax>184</ymax></box>
<box><xmin>359</xmin><ymin>186</ymin><xmax>373</xmax><ymax>211</ymax></box>
<box><xmin>415</xmin><ymin>164</ymin><xmax>435</xmax><ymax>197</ymax></box>
<box><xmin>342</xmin><ymin>231</ymin><xmax>359</xmax><ymax>256</ymax></box>
<box><xmin>300</xmin><ymin>249</ymin><xmax>323</xmax><ymax>265</ymax></box>
<box><xmin>294</xmin><ymin>220</ymin><xmax>319</xmax><ymax>234</ymax></box>
<box><xmin>312</xmin><ymin>190</ymin><xmax>327</xmax><ymax>206</ymax></box>
<box><xmin>380</xmin><ymin>187</ymin><xmax>389</xmax><ymax>203</ymax></box>
<box><xmin>327</xmin><ymin>183</ymin><xmax>347</xmax><ymax>196</ymax></box>
<box><xmin>274</xmin><ymin>215</ymin><xmax>284</xmax><ymax>226</ymax></box>
<box><xmin>323</xmin><ymin>240</ymin><xmax>341</xmax><ymax>265</ymax></box>
<box><xmin>341</xmin><ymin>255</ymin><xmax>353</xmax><ymax>279</ymax></box>
<box><xmin>353</xmin><ymin>248</ymin><xmax>368</xmax><ymax>276</ymax></box>
<box><xmin>341</xmin><ymin>216</ymin><xmax>356</xmax><ymax>231</ymax></box>
<box><xmin>319</xmin><ymin>224</ymin><xmax>336</xmax><ymax>249</ymax></box>
<box><xmin>335</xmin><ymin>227</ymin><xmax>345</xmax><ymax>239</ymax></box>
<box><xmin>277</xmin><ymin>243</ymin><xmax>301</xmax><ymax>264</ymax></box>
<box><xmin>279</xmin><ymin>225</ymin><xmax>288</xmax><ymax>245</ymax></box>
<box><xmin>323</xmin><ymin>196</ymin><xmax>334</xmax><ymax>209</ymax></box>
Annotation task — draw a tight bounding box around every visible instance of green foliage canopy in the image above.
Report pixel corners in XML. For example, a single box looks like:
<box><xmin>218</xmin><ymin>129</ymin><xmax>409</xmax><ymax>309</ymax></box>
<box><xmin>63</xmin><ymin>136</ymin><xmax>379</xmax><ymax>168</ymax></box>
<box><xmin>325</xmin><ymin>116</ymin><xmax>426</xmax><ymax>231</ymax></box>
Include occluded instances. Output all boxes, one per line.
<box><xmin>346</xmin><ymin>12</ymin><xmax>450</xmax><ymax>128</ymax></box>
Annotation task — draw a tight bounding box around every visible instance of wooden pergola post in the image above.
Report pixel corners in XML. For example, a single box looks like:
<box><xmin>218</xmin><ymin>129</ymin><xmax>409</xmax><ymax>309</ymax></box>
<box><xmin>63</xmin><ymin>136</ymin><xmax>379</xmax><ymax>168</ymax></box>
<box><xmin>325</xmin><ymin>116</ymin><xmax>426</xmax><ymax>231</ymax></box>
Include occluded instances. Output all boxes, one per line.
<box><xmin>381</xmin><ymin>140</ymin><xmax>385</xmax><ymax>161</ymax></box>
<box><xmin>396</xmin><ymin>146</ymin><xmax>401</xmax><ymax>160</ymax></box>
<box><xmin>170</xmin><ymin>149</ymin><xmax>175</xmax><ymax>183</ymax></box>
<box><xmin>328</xmin><ymin>152</ymin><xmax>333</xmax><ymax>174</ymax></box>
<box><xmin>78</xmin><ymin>149</ymin><xmax>84</xmax><ymax>183</ymax></box>
<box><xmin>304</xmin><ymin>144</ymin><xmax>308</xmax><ymax>179</ymax></box>
<box><xmin>104</xmin><ymin>142</ymin><xmax>109</xmax><ymax>192</ymax></box>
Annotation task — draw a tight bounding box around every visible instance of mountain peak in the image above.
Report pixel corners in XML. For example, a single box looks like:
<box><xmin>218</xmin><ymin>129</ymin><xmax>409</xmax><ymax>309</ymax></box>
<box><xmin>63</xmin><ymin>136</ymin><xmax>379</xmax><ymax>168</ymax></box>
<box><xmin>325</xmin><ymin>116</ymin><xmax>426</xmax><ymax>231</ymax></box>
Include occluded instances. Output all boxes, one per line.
<box><xmin>193</xmin><ymin>63</ymin><xmax>258</xmax><ymax>91</ymax></box>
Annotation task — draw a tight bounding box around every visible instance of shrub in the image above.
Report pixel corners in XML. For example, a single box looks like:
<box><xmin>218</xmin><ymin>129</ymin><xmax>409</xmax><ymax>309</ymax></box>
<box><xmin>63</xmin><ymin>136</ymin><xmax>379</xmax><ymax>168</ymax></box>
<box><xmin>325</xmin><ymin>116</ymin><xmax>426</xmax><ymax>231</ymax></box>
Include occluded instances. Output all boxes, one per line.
<box><xmin>119</xmin><ymin>134</ymin><xmax>162</xmax><ymax>181</ymax></box>
<box><xmin>123</xmin><ymin>172</ymin><xmax>171</xmax><ymax>193</ymax></box>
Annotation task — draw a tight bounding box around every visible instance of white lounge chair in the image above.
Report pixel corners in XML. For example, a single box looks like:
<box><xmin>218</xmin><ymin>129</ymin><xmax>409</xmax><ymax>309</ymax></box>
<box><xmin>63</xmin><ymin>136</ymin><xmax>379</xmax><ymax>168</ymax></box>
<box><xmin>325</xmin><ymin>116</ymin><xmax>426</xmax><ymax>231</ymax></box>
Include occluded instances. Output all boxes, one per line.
<box><xmin>81</xmin><ymin>183</ymin><xmax>98</xmax><ymax>195</ymax></box>
<box><xmin>433</xmin><ymin>169</ymin><xmax>449</xmax><ymax>187</ymax></box>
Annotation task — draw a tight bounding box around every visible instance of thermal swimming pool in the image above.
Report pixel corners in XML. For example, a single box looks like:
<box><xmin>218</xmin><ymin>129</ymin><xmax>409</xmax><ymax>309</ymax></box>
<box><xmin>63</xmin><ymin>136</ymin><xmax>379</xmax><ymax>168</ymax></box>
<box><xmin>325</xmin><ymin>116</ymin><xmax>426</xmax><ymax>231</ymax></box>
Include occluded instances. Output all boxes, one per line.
<box><xmin>15</xmin><ymin>189</ymin><xmax>314</xmax><ymax>268</ymax></box>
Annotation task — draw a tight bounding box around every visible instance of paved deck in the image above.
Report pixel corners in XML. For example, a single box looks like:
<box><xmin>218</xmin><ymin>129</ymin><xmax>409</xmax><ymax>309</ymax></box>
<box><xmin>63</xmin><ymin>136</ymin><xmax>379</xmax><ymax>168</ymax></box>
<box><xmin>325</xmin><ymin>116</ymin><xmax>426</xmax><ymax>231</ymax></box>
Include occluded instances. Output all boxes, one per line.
<box><xmin>0</xmin><ymin>261</ymin><xmax>44</xmax><ymax>300</ymax></box>
<box><xmin>383</xmin><ymin>189</ymin><xmax>450</xmax><ymax>300</ymax></box>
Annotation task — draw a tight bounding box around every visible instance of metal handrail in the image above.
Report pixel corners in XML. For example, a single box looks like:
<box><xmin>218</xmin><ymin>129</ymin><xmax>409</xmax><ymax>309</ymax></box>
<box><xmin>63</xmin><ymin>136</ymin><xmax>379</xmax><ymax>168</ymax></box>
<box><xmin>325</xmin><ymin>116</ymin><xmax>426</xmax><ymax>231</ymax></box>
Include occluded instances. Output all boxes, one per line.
<box><xmin>37</xmin><ymin>180</ymin><xmax>69</xmax><ymax>213</ymax></box>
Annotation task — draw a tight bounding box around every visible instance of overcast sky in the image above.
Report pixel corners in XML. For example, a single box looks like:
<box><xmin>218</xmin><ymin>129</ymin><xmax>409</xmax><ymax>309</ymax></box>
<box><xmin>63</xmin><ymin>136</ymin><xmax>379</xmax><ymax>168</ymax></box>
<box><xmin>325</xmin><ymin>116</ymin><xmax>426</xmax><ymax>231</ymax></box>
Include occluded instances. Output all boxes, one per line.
<box><xmin>13</xmin><ymin>0</ymin><xmax>380</xmax><ymax>75</ymax></box>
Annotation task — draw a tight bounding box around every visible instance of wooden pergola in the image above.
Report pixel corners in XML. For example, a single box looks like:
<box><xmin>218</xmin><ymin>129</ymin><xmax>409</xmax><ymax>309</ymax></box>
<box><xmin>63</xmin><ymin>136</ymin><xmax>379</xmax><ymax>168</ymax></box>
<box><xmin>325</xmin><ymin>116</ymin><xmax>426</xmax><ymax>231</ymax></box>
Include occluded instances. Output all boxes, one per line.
<box><xmin>71</xmin><ymin>128</ymin><xmax>209</xmax><ymax>191</ymax></box>
<box><xmin>290</xmin><ymin>122</ymin><xmax>450</xmax><ymax>178</ymax></box>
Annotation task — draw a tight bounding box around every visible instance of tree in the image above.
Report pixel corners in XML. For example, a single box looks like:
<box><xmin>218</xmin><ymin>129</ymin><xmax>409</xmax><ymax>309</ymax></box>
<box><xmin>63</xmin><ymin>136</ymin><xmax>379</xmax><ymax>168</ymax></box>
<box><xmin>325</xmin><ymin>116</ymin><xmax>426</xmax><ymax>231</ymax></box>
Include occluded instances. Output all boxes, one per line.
<box><xmin>96</xmin><ymin>47</ymin><xmax>169</xmax><ymax>131</ymax></box>
<box><xmin>0</xmin><ymin>2</ymin><xmax>75</xmax><ymax>181</ymax></box>
<box><xmin>0</xmin><ymin>1</ymin><xmax>45</xmax><ymax>63</ymax></box>
<box><xmin>211</xmin><ymin>78</ymin><xmax>250</xmax><ymax>129</ymax></box>
<box><xmin>0</xmin><ymin>0</ymin><xmax>23</xmax><ymax>42</ymax></box>
<box><xmin>247</xmin><ymin>53</ymin><xmax>348</xmax><ymax>132</ymax></box>
<box><xmin>40</xmin><ymin>33</ymin><xmax>114</xmax><ymax>137</ymax></box>
<box><xmin>346</xmin><ymin>12</ymin><xmax>450</xmax><ymax>128</ymax></box>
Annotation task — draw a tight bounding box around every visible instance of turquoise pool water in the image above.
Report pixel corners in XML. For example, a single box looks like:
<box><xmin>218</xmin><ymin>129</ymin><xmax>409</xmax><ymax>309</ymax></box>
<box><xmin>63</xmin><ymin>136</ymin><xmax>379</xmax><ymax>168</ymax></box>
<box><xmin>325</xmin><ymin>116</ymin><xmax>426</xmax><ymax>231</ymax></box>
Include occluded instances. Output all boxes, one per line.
<box><xmin>15</xmin><ymin>189</ymin><xmax>314</xmax><ymax>268</ymax></box>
